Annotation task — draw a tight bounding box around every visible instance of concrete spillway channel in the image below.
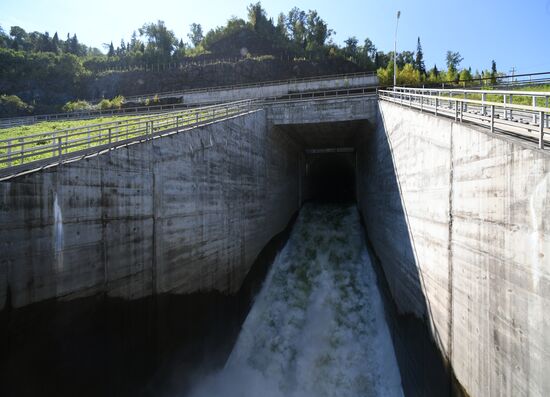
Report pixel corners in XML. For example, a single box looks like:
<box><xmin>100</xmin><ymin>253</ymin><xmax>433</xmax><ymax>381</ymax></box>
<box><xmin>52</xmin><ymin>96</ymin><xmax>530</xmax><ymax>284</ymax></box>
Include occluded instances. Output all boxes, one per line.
<box><xmin>2</xmin><ymin>96</ymin><xmax>550</xmax><ymax>397</ymax></box>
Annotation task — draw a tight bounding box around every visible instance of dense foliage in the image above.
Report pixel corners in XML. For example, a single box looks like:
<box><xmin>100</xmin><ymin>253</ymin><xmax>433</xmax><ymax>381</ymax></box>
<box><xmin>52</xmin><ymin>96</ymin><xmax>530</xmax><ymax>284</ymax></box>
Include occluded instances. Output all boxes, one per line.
<box><xmin>0</xmin><ymin>2</ymin><xmax>502</xmax><ymax>116</ymax></box>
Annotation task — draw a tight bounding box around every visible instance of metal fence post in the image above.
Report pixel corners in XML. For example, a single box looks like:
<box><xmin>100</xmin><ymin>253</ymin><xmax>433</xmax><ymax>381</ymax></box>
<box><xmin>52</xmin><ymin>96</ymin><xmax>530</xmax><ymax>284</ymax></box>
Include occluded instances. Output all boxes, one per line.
<box><xmin>455</xmin><ymin>101</ymin><xmax>458</xmax><ymax>121</ymax></box>
<box><xmin>20</xmin><ymin>139</ymin><xmax>24</xmax><ymax>164</ymax></box>
<box><xmin>435</xmin><ymin>98</ymin><xmax>438</xmax><ymax>116</ymax></box>
<box><xmin>540</xmin><ymin>111</ymin><xmax>545</xmax><ymax>149</ymax></box>
<box><xmin>7</xmin><ymin>139</ymin><xmax>11</xmax><ymax>167</ymax></box>
<box><xmin>108</xmin><ymin>128</ymin><xmax>112</xmax><ymax>145</ymax></box>
<box><xmin>58</xmin><ymin>137</ymin><xmax>63</xmax><ymax>160</ymax></box>
<box><xmin>546</xmin><ymin>96</ymin><xmax>549</xmax><ymax>128</ymax></box>
<box><xmin>533</xmin><ymin>96</ymin><xmax>537</xmax><ymax>124</ymax></box>
<box><xmin>491</xmin><ymin>105</ymin><xmax>495</xmax><ymax>133</ymax></box>
<box><xmin>482</xmin><ymin>93</ymin><xmax>486</xmax><ymax>116</ymax></box>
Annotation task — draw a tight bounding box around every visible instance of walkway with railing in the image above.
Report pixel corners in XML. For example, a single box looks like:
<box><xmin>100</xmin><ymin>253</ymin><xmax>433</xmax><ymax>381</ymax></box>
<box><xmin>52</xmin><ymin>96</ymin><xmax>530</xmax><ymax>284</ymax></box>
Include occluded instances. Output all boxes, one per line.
<box><xmin>379</xmin><ymin>87</ymin><xmax>550</xmax><ymax>149</ymax></box>
<box><xmin>0</xmin><ymin>86</ymin><xmax>378</xmax><ymax>180</ymax></box>
<box><xmin>121</xmin><ymin>71</ymin><xmax>377</xmax><ymax>103</ymax></box>
<box><xmin>0</xmin><ymin>102</ymin><xmax>198</xmax><ymax>130</ymax></box>
<box><xmin>0</xmin><ymin>71</ymin><xmax>377</xmax><ymax>130</ymax></box>
<box><xmin>0</xmin><ymin>100</ymin><xmax>255</xmax><ymax>179</ymax></box>
<box><xmin>4</xmin><ymin>85</ymin><xmax>547</xmax><ymax>180</ymax></box>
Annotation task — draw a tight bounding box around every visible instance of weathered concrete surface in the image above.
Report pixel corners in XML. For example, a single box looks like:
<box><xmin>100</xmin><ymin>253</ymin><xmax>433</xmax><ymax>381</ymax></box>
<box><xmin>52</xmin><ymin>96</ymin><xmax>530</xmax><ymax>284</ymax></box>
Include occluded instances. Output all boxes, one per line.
<box><xmin>358</xmin><ymin>101</ymin><xmax>550</xmax><ymax>397</ymax></box>
<box><xmin>0</xmin><ymin>110</ymin><xmax>300</xmax><ymax>310</ymax></box>
<box><xmin>268</xmin><ymin>95</ymin><xmax>377</xmax><ymax>126</ymax></box>
<box><xmin>181</xmin><ymin>75</ymin><xmax>378</xmax><ymax>105</ymax></box>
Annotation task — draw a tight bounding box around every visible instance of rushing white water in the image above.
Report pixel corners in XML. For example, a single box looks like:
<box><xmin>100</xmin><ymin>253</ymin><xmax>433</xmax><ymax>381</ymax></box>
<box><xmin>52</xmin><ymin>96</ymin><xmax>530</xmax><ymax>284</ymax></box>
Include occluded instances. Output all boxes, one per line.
<box><xmin>189</xmin><ymin>204</ymin><xmax>403</xmax><ymax>397</ymax></box>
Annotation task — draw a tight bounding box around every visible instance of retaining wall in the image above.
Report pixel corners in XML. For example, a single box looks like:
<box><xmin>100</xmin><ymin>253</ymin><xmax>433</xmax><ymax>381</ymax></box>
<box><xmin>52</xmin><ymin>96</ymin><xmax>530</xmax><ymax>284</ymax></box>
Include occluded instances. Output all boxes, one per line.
<box><xmin>358</xmin><ymin>101</ymin><xmax>550</xmax><ymax>397</ymax></box>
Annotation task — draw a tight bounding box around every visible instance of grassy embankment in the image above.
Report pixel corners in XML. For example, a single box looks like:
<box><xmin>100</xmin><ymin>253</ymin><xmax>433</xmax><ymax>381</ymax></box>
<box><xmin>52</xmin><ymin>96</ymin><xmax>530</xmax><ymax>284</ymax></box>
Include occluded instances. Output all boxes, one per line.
<box><xmin>0</xmin><ymin>108</ymin><xmax>225</xmax><ymax>168</ymax></box>
<box><xmin>438</xmin><ymin>84</ymin><xmax>550</xmax><ymax>106</ymax></box>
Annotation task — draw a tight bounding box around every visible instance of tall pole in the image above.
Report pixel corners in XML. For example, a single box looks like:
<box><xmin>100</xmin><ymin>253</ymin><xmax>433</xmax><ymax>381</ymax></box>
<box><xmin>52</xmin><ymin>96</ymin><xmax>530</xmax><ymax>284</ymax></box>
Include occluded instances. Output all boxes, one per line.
<box><xmin>394</xmin><ymin>11</ymin><xmax>401</xmax><ymax>88</ymax></box>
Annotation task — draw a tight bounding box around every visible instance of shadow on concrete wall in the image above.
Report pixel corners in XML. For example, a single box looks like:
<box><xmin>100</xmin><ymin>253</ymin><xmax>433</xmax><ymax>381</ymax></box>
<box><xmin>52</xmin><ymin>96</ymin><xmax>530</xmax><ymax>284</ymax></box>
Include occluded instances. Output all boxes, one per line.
<box><xmin>0</xmin><ymin>213</ymin><xmax>297</xmax><ymax>397</ymax></box>
<box><xmin>356</xmin><ymin>113</ymin><xmax>462</xmax><ymax>397</ymax></box>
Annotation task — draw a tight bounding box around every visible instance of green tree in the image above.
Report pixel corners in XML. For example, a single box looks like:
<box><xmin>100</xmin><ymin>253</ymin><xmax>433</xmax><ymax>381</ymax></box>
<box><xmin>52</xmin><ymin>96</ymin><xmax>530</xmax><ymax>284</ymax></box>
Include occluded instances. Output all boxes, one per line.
<box><xmin>344</xmin><ymin>36</ymin><xmax>358</xmax><ymax>61</ymax></box>
<box><xmin>139</xmin><ymin>20</ymin><xmax>177</xmax><ymax>61</ymax></box>
<box><xmin>446</xmin><ymin>50</ymin><xmax>463</xmax><ymax>81</ymax></box>
<box><xmin>0</xmin><ymin>26</ymin><xmax>9</xmax><ymax>48</ymax></box>
<box><xmin>9</xmin><ymin>26</ymin><xmax>29</xmax><ymax>51</ymax></box>
<box><xmin>305</xmin><ymin>10</ymin><xmax>332</xmax><ymax>50</ymax></box>
<box><xmin>490</xmin><ymin>60</ymin><xmax>497</xmax><ymax>84</ymax></box>
<box><xmin>247</xmin><ymin>2</ymin><xmax>272</xmax><ymax>36</ymax></box>
<box><xmin>107</xmin><ymin>41</ymin><xmax>115</xmax><ymax>57</ymax></box>
<box><xmin>275</xmin><ymin>13</ymin><xmax>288</xmax><ymax>39</ymax></box>
<box><xmin>396</xmin><ymin>51</ymin><xmax>414</xmax><ymax>68</ymax></box>
<box><xmin>427</xmin><ymin>64</ymin><xmax>441</xmax><ymax>84</ymax></box>
<box><xmin>459</xmin><ymin>67</ymin><xmax>473</xmax><ymax>86</ymax></box>
<box><xmin>398</xmin><ymin>63</ymin><xmax>421</xmax><ymax>85</ymax></box>
<box><xmin>188</xmin><ymin>23</ymin><xmax>204</xmax><ymax>47</ymax></box>
<box><xmin>68</xmin><ymin>34</ymin><xmax>81</xmax><ymax>55</ymax></box>
<box><xmin>117</xmin><ymin>39</ymin><xmax>127</xmax><ymax>56</ymax></box>
<box><xmin>287</xmin><ymin>7</ymin><xmax>307</xmax><ymax>49</ymax></box>
<box><xmin>52</xmin><ymin>32</ymin><xmax>60</xmax><ymax>53</ymax></box>
<box><xmin>415</xmin><ymin>37</ymin><xmax>425</xmax><ymax>75</ymax></box>
<box><xmin>375</xmin><ymin>51</ymin><xmax>390</xmax><ymax>69</ymax></box>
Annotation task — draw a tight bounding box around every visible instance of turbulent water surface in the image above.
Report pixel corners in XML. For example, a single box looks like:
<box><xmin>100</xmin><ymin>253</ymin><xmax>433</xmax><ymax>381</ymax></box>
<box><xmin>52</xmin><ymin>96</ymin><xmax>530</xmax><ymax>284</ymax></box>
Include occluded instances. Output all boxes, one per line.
<box><xmin>188</xmin><ymin>204</ymin><xmax>403</xmax><ymax>397</ymax></box>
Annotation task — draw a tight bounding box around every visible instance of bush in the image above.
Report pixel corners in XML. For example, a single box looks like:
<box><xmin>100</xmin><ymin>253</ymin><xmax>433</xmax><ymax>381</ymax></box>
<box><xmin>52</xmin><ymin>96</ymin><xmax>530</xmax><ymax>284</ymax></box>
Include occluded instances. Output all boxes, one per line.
<box><xmin>97</xmin><ymin>95</ymin><xmax>124</xmax><ymax>110</ymax></box>
<box><xmin>0</xmin><ymin>94</ymin><xmax>33</xmax><ymax>117</ymax></box>
<box><xmin>98</xmin><ymin>98</ymin><xmax>112</xmax><ymax>110</ymax></box>
<box><xmin>110</xmin><ymin>95</ymin><xmax>124</xmax><ymax>109</ymax></box>
<box><xmin>62</xmin><ymin>100</ymin><xmax>92</xmax><ymax>112</ymax></box>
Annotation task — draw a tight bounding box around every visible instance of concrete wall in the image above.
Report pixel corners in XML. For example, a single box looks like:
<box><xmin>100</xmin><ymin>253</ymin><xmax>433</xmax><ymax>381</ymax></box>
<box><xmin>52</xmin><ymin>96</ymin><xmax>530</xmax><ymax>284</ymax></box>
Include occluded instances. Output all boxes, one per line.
<box><xmin>0</xmin><ymin>110</ymin><xmax>301</xmax><ymax>310</ymax></box>
<box><xmin>268</xmin><ymin>95</ymin><xmax>377</xmax><ymax>125</ymax></box>
<box><xmin>358</xmin><ymin>101</ymin><xmax>550</xmax><ymax>397</ymax></box>
<box><xmin>181</xmin><ymin>75</ymin><xmax>378</xmax><ymax>105</ymax></box>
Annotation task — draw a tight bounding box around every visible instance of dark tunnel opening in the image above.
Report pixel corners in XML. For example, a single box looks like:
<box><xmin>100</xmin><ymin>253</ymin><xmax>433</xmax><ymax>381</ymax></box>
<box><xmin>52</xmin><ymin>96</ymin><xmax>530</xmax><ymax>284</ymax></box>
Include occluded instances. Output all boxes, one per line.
<box><xmin>277</xmin><ymin>119</ymin><xmax>367</xmax><ymax>204</ymax></box>
<box><xmin>304</xmin><ymin>151</ymin><xmax>356</xmax><ymax>203</ymax></box>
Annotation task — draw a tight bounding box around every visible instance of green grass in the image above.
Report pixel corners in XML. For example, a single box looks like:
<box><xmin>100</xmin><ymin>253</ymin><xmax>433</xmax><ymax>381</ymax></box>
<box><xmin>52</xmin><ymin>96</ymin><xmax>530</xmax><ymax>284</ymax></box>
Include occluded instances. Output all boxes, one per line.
<box><xmin>0</xmin><ymin>106</ymin><xmax>243</xmax><ymax>169</ymax></box>
<box><xmin>0</xmin><ymin>116</ymin><xmax>137</xmax><ymax>141</ymax></box>
<box><xmin>0</xmin><ymin>115</ymin><xmax>142</xmax><ymax>168</ymax></box>
<box><xmin>440</xmin><ymin>84</ymin><xmax>550</xmax><ymax>107</ymax></box>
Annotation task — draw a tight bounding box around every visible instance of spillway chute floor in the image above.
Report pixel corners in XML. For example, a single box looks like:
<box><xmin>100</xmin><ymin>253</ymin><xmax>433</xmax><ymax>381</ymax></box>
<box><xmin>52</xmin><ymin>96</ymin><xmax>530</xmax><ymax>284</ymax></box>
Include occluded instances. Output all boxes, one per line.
<box><xmin>189</xmin><ymin>204</ymin><xmax>403</xmax><ymax>397</ymax></box>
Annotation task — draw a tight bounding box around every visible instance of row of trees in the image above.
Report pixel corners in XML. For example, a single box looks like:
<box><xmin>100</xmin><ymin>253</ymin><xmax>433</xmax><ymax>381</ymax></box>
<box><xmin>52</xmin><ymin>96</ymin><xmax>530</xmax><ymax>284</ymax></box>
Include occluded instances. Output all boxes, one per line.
<box><xmin>0</xmin><ymin>25</ymin><xmax>98</xmax><ymax>57</ymax></box>
<box><xmin>0</xmin><ymin>2</ymin><xmax>499</xmax><ymax>82</ymax></box>
<box><xmin>0</xmin><ymin>1</ymin><xmax>505</xmax><ymax>117</ymax></box>
<box><xmin>376</xmin><ymin>42</ymin><xmax>500</xmax><ymax>86</ymax></box>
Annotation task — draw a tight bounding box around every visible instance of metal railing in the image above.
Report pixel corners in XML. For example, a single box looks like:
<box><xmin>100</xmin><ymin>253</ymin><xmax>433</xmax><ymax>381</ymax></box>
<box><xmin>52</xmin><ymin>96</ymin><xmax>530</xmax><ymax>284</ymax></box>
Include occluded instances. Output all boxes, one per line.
<box><xmin>0</xmin><ymin>71</ymin><xmax>378</xmax><ymax>130</ymax></box>
<box><xmin>0</xmin><ymin>102</ymin><xmax>198</xmax><ymax>130</ymax></box>
<box><xmin>0</xmin><ymin>100</ymin><xmax>255</xmax><ymax>178</ymax></box>
<box><xmin>0</xmin><ymin>86</ymin><xmax>380</xmax><ymax>179</ymax></box>
<box><xmin>261</xmin><ymin>86</ymin><xmax>377</xmax><ymax>104</ymax></box>
<box><xmin>122</xmin><ymin>71</ymin><xmax>377</xmax><ymax>103</ymax></box>
<box><xmin>379</xmin><ymin>88</ymin><xmax>550</xmax><ymax>149</ymax></box>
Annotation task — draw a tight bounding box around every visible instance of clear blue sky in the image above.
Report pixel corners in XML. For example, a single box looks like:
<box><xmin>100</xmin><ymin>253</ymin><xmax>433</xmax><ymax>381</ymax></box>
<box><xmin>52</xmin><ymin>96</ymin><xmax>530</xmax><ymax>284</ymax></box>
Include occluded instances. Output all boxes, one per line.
<box><xmin>1</xmin><ymin>0</ymin><xmax>549</xmax><ymax>74</ymax></box>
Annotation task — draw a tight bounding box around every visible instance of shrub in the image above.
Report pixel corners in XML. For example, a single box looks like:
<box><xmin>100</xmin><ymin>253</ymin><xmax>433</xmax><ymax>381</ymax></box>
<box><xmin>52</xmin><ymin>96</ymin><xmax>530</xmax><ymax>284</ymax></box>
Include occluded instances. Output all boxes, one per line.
<box><xmin>109</xmin><ymin>95</ymin><xmax>124</xmax><ymax>109</ymax></box>
<box><xmin>62</xmin><ymin>100</ymin><xmax>92</xmax><ymax>112</ymax></box>
<box><xmin>0</xmin><ymin>94</ymin><xmax>33</xmax><ymax>117</ymax></box>
<box><xmin>98</xmin><ymin>98</ymin><xmax>112</xmax><ymax>110</ymax></box>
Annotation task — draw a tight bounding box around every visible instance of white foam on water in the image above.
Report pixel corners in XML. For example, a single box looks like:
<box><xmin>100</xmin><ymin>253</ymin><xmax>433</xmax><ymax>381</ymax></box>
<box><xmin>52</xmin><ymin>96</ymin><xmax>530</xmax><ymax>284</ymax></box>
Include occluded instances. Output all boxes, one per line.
<box><xmin>188</xmin><ymin>204</ymin><xmax>403</xmax><ymax>397</ymax></box>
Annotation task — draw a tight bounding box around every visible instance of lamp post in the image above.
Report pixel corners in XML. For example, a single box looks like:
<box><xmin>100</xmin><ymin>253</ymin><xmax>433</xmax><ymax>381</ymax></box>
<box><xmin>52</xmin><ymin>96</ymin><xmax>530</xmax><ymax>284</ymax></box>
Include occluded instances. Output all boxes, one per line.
<box><xmin>393</xmin><ymin>10</ymin><xmax>401</xmax><ymax>88</ymax></box>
